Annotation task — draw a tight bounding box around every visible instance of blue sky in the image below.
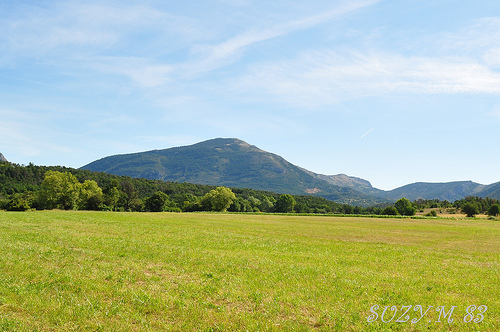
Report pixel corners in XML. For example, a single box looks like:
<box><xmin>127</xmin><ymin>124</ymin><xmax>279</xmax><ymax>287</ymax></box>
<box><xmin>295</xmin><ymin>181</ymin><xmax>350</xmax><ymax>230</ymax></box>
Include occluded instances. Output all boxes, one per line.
<box><xmin>1</xmin><ymin>0</ymin><xmax>499</xmax><ymax>190</ymax></box>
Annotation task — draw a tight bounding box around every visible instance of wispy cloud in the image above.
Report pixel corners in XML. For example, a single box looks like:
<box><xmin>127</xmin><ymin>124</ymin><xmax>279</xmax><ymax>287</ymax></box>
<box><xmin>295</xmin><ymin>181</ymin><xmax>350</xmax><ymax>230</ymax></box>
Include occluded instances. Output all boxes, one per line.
<box><xmin>183</xmin><ymin>0</ymin><xmax>380</xmax><ymax>76</ymax></box>
<box><xmin>233</xmin><ymin>37</ymin><xmax>500</xmax><ymax>106</ymax></box>
<box><xmin>0</xmin><ymin>2</ymin><xmax>200</xmax><ymax>59</ymax></box>
<box><xmin>87</xmin><ymin>56</ymin><xmax>174</xmax><ymax>88</ymax></box>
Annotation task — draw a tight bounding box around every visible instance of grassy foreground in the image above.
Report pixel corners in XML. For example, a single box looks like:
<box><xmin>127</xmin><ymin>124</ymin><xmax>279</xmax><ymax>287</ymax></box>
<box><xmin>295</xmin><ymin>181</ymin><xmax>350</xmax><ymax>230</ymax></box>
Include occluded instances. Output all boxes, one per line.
<box><xmin>0</xmin><ymin>211</ymin><xmax>498</xmax><ymax>331</ymax></box>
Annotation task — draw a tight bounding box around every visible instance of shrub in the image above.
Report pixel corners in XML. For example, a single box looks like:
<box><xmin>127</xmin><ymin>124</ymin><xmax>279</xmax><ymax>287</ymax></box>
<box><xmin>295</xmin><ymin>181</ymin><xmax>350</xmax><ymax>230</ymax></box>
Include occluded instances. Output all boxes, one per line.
<box><xmin>6</xmin><ymin>193</ymin><xmax>33</xmax><ymax>211</ymax></box>
<box><xmin>395</xmin><ymin>198</ymin><xmax>416</xmax><ymax>216</ymax></box>
<box><xmin>381</xmin><ymin>206</ymin><xmax>398</xmax><ymax>215</ymax></box>
<box><xmin>487</xmin><ymin>204</ymin><xmax>500</xmax><ymax>217</ymax></box>
<box><xmin>426</xmin><ymin>210</ymin><xmax>437</xmax><ymax>217</ymax></box>
<box><xmin>462</xmin><ymin>202</ymin><xmax>479</xmax><ymax>218</ymax></box>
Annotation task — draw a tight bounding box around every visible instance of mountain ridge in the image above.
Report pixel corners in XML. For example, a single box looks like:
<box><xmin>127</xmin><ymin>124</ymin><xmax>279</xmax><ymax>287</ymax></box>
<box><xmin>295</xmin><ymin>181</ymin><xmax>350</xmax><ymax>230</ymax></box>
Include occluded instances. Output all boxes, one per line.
<box><xmin>81</xmin><ymin>138</ymin><xmax>382</xmax><ymax>206</ymax></box>
<box><xmin>81</xmin><ymin>138</ymin><xmax>500</xmax><ymax>203</ymax></box>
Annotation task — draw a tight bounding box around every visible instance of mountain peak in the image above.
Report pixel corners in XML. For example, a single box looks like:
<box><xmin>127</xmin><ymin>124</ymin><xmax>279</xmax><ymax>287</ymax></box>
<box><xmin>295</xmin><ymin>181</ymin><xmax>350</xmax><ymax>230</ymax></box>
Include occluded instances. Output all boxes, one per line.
<box><xmin>178</xmin><ymin>138</ymin><xmax>265</xmax><ymax>155</ymax></box>
<box><xmin>81</xmin><ymin>138</ymin><xmax>380</xmax><ymax>206</ymax></box>
<box><xmin>0</xmin><ymin>153</ymin><xmax>7</xmax><ymax>162</ymax></box>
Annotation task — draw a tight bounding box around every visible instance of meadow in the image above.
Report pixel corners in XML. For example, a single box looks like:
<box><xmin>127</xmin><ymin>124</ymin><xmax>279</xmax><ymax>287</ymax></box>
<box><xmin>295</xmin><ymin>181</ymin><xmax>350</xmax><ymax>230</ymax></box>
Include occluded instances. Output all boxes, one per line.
<box><xmin>0</xmin><ymin>211</ymin><xmax>498</xmax><ymax>331</ymax></box>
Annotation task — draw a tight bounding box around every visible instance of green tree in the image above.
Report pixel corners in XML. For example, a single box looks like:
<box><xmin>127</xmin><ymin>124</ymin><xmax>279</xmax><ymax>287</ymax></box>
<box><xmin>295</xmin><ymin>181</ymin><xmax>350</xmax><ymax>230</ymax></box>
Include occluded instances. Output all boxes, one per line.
<box><xmin>104</xmin><ymin>186</ymin><xmax>121</xmax><ymax>211</ymax></box>
<box><xmin>275</xmin><ymin>194</ymin><xmax>296</xmax><ymax>213</ymax></box>
<box><xmin>462</xmin><ymin>202</ymin><xmax>479</xmax><ymax>218</ymax></box>
<box><xmin>487</xmin><ymin>204</ymin><xmax>500</xmax><ymax>217</ymax></box>
<box><xmin>394</xmin><ymin>197</ymin><xmax>416</xmax><ymax>216</ymax></box>
<box><xmin>78</xmin><ymin>180</ymin><xmax>104</xmax><ymax>210</ymax></box>
<box><xmin>259</xmin><ymin>196</ymin><xmax>275</xmax><ymax>212</ymax></box>
<box><xmin>145</xmin><ymin>191</ymin><xmax>170</xmax><ymax>212</ymax></box>
<box><xmin>201</xmin><ymin>186</ymin><xmax>236</xmax><ymax>212</ymax></box>
<box><xmin>120</xmin><ymin>180</ymin><xmax>138</xmax><ymax>211</ymax></box>
<box><xmin>381</xmin><ymin>206</ymin><xmax>398</xmax><ymax>215</ymax></box>
<box><xmin>6</xmin><ymin>192</ymin><xmax>34</xmax><ymax>211</ymax></box>
<box><xmin>37</xmin><ymin>171</ymin><xmax>81</xmax><ymax>210</ymax></box>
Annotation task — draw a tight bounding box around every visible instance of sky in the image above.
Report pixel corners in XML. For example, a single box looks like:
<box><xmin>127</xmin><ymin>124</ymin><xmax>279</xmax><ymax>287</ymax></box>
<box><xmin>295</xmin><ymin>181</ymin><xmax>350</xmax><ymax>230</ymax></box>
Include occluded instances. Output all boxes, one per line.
<box><xmin>1</xmin><ymin>0</ymin><xmax>500</xmax><ymax>190</ymax></box>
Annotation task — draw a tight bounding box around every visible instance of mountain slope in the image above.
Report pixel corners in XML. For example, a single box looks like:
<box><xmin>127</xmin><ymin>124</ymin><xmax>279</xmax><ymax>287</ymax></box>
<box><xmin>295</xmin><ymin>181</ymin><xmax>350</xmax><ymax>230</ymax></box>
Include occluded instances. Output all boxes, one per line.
<box><xmin>80</xmin><ymin>138</ymin><xmax>500</xmax><ymax>203</ymax></box>
<box><xmin>0</xmin><ymin>153</ymin><xmax>7</xmax><ymax>162</ymax></box>
<box><xmin>81</xmin><ymin>138</ymin><xmax>382</xmax><ymax>206</ymax></box>
<box><xmin>379</xmin><ymin>181</ymin><xmax>485</xmax><ymax>202</ymax></box>
<box><xmin>475</xmin><ymin>181</ymin><xmax>500</xmax><ymax>200</ymax></box>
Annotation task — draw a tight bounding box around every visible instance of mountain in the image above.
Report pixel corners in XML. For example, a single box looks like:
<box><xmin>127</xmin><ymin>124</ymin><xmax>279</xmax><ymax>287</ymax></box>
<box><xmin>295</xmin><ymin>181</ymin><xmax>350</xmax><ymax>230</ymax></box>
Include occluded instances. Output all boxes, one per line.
<box><xmin>81</xmin><ymin>138</ymin><xmax>500</xmax><ymax>203</ymax></box>
<box><xmin>81</xmin><ymin>138</ymin><xmax>383</xmax><ymax>206</ymax></box>
<box><xmin>475</xmin><ymin>181</ymin><xmax>500</xmax><ymax>199</ymax></box>
<box><xmin>304</xmin><ymin>170</ymin><xmax>386</xmax><ymax>197</ymax></box>
<box><xmin>380</xmin><ymin>181</ymin><xmax>486</xmax><ymax>202</ymax></box>
<box><xmin>0</xmin><ymin>153</ymin><xmax>7</xmax><ymax>162</ymax></box>
<box><xmin>332</xmin><ymin>179</ymin><xmax>500</xmax><ymax>202</ymax></box>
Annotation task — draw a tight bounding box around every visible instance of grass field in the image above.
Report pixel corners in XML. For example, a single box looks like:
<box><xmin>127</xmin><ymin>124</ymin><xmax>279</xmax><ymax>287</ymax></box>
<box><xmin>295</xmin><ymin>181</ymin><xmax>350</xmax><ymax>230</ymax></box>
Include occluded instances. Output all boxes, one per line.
<box><xmin>0</xmin><ymin>211</ymin><xmax>498</xmax><ymax>331</ymax></box>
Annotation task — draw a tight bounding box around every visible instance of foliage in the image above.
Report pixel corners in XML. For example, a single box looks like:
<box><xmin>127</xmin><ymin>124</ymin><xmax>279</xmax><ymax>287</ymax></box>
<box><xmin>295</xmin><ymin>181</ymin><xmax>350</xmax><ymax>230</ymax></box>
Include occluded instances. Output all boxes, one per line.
<box><xmin>37</xmin><ymin>171</ymin><xmax>81</xmax><ymax>210</ymax></box>
<box><xmin>6</xmin><ymin>192</ymin><xmax>34</xmax><ymax>211</ymax></box>
<box><xmin>274</xmin><ymin>194</ymin><xmax>296</xmax><ymax>213</ymax></box>
<box><xmin>144</xmin><ymin>191</ymin><xmax>179</xmax><ymax>212</ymax></box>
<box><xmin>78</xmin><ymin>180</ymin><xmax>104</xmax><ymax>210</ymax></box>
<box><xmin>426</xmin><ymin>210</ymin><xmax>438</xmax><ymax>217</ymax></box>
<box><xmin>461</xmin><ymin>202</ymin><xmax>479</xmax><ymax>218</ymax></box>
<box><xmin>381</xmin><ymin>206</ymin><xmax>398</xmax><ymax>215</ymax></box>
<box><xmin>454</xmin><ymin>196</ymin><xmax>500</xmax><ymax>214</ymax></box>
<box><xmin>394</xmin><ymin>197</ymin><xmax>416</xmax><ymax>216</ymax></box>
<box><xmin>487</xmin><ymin>204</ymin><xmax>500</xmax><ymax>217</ymax></box>
<box><xmin>2</xmin><ymin>162</ymin><xmax>500</xmax><ymax>217</ymax></box>
<box><xmin>201</xmin><ymin>186</ymin><xmax>236</xmax><ymax>212</ymax></box>
<box><xmin>412</xmin><ymin>199</ymin><xmax>451</xmax><ymax>210</ymax></box>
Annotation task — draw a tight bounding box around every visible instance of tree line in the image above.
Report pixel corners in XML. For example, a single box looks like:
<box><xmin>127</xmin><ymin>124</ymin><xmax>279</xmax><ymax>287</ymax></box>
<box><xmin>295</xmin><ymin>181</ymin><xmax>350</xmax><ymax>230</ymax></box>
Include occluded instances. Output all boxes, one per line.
<box><xmin>1</xmin><ymin>162</ymin><xmax>499</xmax><ymax>217</ymax></box>
<box><xmin>0</xmin><ymin>163</ymin><xmax>338</xmax><ymax>213</ymax></box>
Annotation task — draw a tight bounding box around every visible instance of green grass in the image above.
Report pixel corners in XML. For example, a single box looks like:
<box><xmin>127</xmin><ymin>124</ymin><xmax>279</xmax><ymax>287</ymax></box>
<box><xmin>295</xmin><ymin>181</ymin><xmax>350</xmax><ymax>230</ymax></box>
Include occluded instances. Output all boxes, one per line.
<box><xmin>0</xmin><ymin>211</ymin><xmax>498</xmax><ymax>331</ymax></box>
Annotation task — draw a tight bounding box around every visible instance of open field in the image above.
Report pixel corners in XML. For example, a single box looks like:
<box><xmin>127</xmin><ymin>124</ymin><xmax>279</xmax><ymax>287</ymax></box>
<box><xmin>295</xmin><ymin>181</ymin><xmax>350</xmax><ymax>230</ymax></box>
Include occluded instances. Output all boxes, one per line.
<box><xmin>0</xmin><ymin>211</ymin><xmax>498</xmax><ymax>331</ymax></box>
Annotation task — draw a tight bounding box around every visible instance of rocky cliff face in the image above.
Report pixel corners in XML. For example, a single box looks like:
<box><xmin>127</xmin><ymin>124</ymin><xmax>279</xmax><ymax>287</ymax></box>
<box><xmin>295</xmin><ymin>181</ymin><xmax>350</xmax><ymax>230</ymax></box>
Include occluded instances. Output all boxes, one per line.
<box><xmin>0</xmin><ymin>153</ymin><xmax>7</xmax><ymax>162</ymax></box>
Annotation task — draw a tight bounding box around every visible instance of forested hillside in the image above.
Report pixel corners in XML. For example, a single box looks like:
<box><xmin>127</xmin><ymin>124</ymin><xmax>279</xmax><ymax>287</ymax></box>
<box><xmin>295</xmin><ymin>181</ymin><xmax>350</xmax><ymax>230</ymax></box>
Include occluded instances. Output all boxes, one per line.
<box><xmin>0</xmin><ymin>162</ymin><xmax>353</xmax><ymax>214</ymax></box>
<box><xmin>2</xmin><ymin>161</ymin><xmax>498</xmax><ymax>217</ymax></box>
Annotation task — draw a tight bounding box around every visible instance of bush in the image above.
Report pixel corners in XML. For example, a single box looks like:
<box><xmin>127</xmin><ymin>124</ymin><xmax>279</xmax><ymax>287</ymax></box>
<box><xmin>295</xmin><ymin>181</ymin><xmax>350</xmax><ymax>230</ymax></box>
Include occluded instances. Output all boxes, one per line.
<box><xmin>487</xmin><ymin>204</ymin><xmax>500</xmax><ymax>217</ymax></box>
<box><xmin>426</xmin><ymin>210</ymin><xmax>437</xmax><ymax>217</ymax></box>
<box><xmin>0</xmin><ymin>197</ymin><xmax>8</xmax><ymax>210</ymax></box>
<box><xmin>395</xmin><ymin>198</ymin><xmax>416</xmax><ymax>216</ymax></box>
<box><xmin>381</xmin><ymin>206</ymin><xmax>398</xmax><ymax>215</ymax></box>
<box><xmin>462</xmin><ymin>202</ymin><xmax>479</xmax><ymax>218</ymax></box>
<box><xmin>144</xmin><ymin>191</ymin><xmax>170</xmax><ymax>212</ymax></box>
<box><xmin>6</xmin><ymin>193</ymin><xmax>33</xmax><ymax>211</ymax></box>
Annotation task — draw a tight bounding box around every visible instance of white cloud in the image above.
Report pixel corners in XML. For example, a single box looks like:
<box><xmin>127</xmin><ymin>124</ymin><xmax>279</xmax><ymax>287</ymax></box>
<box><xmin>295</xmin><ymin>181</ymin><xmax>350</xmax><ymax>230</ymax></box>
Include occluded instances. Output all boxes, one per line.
<box><xmin>183</xmin><ymin>0</ymin><xmax>380</xmax><ymax>76</ymax></box>
<box><xmin>442</xmin><ymin>17</ymin><xmax>500</xmax><ymax>53</ymax></box>
<box><xmin>229</xmin><ymin>13</ymin><xmax>500</xmax><ymax>107</ymax></box>
<box><xmin>87</xmin><ymin>56</ymin><xmax>173</xmax><ymax>87</ymax></box>
<box><xmin>233</xmin><ymin>50</ymin><xmax>500</xmax><ymax>106</ymax></box>
<box><xmin>0</xmin><ymin>2</ymin><xmax>200</xmax><ymax>59</ymax></box>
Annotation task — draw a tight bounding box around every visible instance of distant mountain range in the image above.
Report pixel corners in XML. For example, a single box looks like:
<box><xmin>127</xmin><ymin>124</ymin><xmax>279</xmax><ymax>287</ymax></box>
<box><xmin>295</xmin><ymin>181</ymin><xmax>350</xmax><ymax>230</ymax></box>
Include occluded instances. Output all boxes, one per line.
<box><xmin>81</xmin><ymin>138</ymin><xmax>500</xmax><ymax>204</ymax></box>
